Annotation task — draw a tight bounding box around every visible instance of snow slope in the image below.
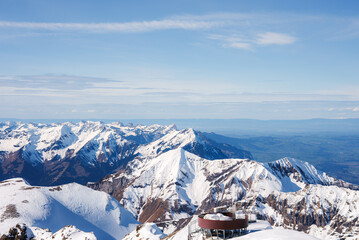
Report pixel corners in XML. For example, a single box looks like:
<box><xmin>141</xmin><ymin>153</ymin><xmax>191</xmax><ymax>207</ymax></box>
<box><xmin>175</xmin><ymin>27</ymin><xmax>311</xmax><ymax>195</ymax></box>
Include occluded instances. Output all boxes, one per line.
<box><xmin>0</xmin><ymin>178</ymin><xmax>138</xmax><ymax>239</ymax></box>
<box><xmin>123</xmin><ymin>223</ymin><xmax>166</xmax><ymax>240</ymax></box>
<box><xmin>154</xmin><ymin>218</ymin><xmax>319</xmax><ymax>240</ymax></box>
<box><xmin>237</xmin><ymin>228</ymin><xmax>320</xmax><ymax>240</ymax></box>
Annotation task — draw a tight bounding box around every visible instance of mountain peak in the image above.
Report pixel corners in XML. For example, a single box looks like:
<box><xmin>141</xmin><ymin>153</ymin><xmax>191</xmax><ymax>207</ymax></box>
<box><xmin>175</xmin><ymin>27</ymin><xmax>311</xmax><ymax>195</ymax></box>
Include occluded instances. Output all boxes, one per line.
<box><xmin>265</xmin><ymin>157</ymin><xmax>358</xmax><ymax>191</ymax></box>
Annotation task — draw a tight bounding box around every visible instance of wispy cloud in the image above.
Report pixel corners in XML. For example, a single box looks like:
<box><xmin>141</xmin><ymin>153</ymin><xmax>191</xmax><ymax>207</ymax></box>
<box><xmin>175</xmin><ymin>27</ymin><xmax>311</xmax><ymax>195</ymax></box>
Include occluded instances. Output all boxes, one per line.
<box><xmin>1</xmin><ymin>73</ymin><xmax>359</xmax><ymax>119</ymax></box>
<box><xmin>227</xmin><ymin>41</ymin><xmax>252</xmax><ymax>50</ymax></box>
<box><xmin>0</xmin><ymin>19</ymin><xmax>223</xmax><ymax>33</ymax></box>
<box><xmin>256</xmin><ymin>32</ymin><xmax>296</xmax><ymax>45</ymax></box>
<box><xmin>1</xmin><ymin>12</ymin><xmax>358</xmax><ymax>41</ymax></box>
<box><xmin>208</xmin><ymin>32</ymin><xmax>296</xmax><ymax>50</ymax></box>
<box><xmin>2</xmin><ymin>74</ymin><xmax>357</xmax><ymax>104</ymax></box>
<box><xmin>326</xmin><ymin>106</ymin><xmax>359</xmax><ymax>112</ymax></box>
<box><xmin>208</xmin><ymin>34</ymin><xmax>252</xmax><ymax>50</ymax></box>
<box><xmin>0</xmin><ymin>74</ymin><xmax>120</xmax><ymax>90</ymax></box>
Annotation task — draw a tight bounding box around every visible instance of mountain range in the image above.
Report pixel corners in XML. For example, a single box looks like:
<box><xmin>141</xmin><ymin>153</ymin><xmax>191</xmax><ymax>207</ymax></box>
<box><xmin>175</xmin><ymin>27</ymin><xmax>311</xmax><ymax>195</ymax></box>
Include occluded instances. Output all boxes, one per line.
<box><xmin>0</xmin><ymin>121</ymin><xmax>251</xmax><ymax>185</ymax></box>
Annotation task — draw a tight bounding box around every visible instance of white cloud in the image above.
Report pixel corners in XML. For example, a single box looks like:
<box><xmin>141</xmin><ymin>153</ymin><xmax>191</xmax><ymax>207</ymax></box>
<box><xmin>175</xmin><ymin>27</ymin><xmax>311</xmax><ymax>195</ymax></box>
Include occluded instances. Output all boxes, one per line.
<box><xmin>208</xmin><ymin>34</ymin><xmax>252</xmax><ymax>50</ymax></box>
<box><xmin>208</xmin><ymin>32</ymin><xmax>296</xmax><ymax>50</ymax></box>
<box><xmin>71</xmin><ymin>109</ymin><xmax>78</xmax><ymax>113</ymax></box>
<box><xmin>227</xmin><ymin>41</ymin><xmax>252</xmax><ymax>50</ymax></box>
<box><xmin>1</xmin><ymin>12</ymin><xmax>358</xmax><ymax>43</ymax></box>
<box><xmin>0</xmin><ymin>19</ymin><xmax>223</xmax><ymax>33</ymax></box>
<box><xmin>88</xmin><ymin>110</ymin><xmax>95</xmax><ymax>113</ymax></box>
<box><xmin>328</xmin><ymin>106</ymin><xmax>359</xmax><ymax>112</ymax></box>
<box><xmin>256</xmin><ymin>32</ymin><xmax>297</xmax><ymax>45</ymax></box>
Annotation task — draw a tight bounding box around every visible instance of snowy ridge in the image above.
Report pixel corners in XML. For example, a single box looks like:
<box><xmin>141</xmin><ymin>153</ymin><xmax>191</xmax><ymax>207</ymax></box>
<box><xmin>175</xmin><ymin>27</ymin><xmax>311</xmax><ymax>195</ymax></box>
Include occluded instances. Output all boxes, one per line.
<box><xmin>0</xmin><ymin>121</ymin><xmax>251</xmax><ymax>185</ymax></box>
<box><xmin>135</xmin><ymin>128</ymin><xmax>252</xmax><ymax>160</ymax></box>
<box><xmin>0</xmin><ymin>121</ymin><xmax>176</xmax><ymax>162</ymax></box>
<box><xmin>265</xmin><ymin>157</ymin><xmax>358</xmax><ymax>191</ymax></box>
<box><xmin>32</xmin><ymin>225</ymin><xmax>97</xmax><ymax>240</ymax></box>
<box><xmin>135</xmin><ymin>128</ymin><xmax>198</xmax><ymax>158</ymax></box>
<box><xmin>0</xmin><ymin>178</ymin><xmax>138</xmax><ymax>239</ymax></box>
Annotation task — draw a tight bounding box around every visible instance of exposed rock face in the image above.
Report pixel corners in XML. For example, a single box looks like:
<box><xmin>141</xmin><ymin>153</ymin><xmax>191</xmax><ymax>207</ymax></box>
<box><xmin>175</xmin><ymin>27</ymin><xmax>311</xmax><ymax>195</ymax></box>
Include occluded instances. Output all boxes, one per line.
<box><xmin>0</xmin><ymin>121</ymin><xmax>251</xmax><ymax>185</ymax></box>
<box><xmin>0</xmin><ymin>224</ymin><xmax>32</xmax><ymax>240</ymax></box>
<box><xmin>0</xmin><ymin>205</ymin><xmax>20</xmax><ymax>223</ymax></box>
<box><xmin>258</xmin><ymin>185</ymin><xmax>359</xmax><ymax>239</ymax></box>
<box><xmin>89</xmin><ymin>149</ymin><xmax>358</xmax><ymax>239</ymax></box>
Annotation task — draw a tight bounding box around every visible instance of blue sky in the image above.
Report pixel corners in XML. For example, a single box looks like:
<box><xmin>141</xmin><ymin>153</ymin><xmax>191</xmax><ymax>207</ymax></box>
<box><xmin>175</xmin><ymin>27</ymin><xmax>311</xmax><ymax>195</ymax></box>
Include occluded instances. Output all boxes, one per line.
<box><xmin>0</xmin><ymin>0</ymin><xmax>359</xmax><ymax>119</ymax></box>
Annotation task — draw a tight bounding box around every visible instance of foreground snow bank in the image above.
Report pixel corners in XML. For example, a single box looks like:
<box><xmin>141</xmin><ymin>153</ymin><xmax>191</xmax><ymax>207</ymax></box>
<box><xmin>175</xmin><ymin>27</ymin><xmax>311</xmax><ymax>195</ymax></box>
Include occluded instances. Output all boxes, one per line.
<box><xmin>33</xmin><ymin>225</ymin><xmax>97</xmax><ymax>240</ymax></box>
<box><xmin>0</xmin><ymin>178</ymin><xmax>139</xmax><ymax>239</ymax></box>
<box><xmin>237</xmin><ymin>228</ymin><xmax>320</xmax><ymax>240</ymax></box>
<box><xmin>123</xmin><ymin>223</ymin><xmax>166</xmax><ymax>240</ymax></box>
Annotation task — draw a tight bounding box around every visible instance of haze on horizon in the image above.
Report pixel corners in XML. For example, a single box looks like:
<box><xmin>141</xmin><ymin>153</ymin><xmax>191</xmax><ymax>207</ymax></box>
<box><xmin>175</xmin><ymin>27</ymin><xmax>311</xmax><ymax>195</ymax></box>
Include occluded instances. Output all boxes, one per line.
<box><xmin>0</xmin><ymin>0</ymin><xmax>359</xmax><ymax>120</ymax></box>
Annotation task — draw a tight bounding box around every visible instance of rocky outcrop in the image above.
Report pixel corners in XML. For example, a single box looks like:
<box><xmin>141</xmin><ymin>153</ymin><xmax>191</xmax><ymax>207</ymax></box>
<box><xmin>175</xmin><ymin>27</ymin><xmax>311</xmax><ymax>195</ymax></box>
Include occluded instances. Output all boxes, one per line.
<box><xmin>258</xmin><ymin>185</ymin><xmax>359</xmax><ymax>239</ymax></box>
<box><xmin>0</xmin><ymin>224</ymin><xmax>33</xmax><ymax>240</ymax></box>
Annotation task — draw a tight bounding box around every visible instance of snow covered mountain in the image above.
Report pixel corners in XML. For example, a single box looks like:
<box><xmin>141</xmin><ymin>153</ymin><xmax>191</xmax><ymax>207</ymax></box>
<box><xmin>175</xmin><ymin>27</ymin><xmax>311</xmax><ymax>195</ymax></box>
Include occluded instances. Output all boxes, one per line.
<box><xmin>89</xmin><ymin>149</ymin><xmax>358</xmax><ymax>239</ymax></box>
<box><xmin>1</xmin><ymin>121</ymin><xmax>358</xmax><ymax>239</ymax></box>
<box><xmin>0</xmin><ymin>178</ymin><xmax>138</xmax><ymax>239</ymax></box>
<box><xmin>264</xmin><ymin>157</ymin><xmax>356</xmax><ymax>191</ymax></box>
<box><xmin>0</xmin><ymin>121</ymin><xmax>251</xmax><ymax>185</ymax></box>
<box><xmin>135</xmin><ymin>128</ymin><xmax>252</xmax><ymax>160</ymax></box>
